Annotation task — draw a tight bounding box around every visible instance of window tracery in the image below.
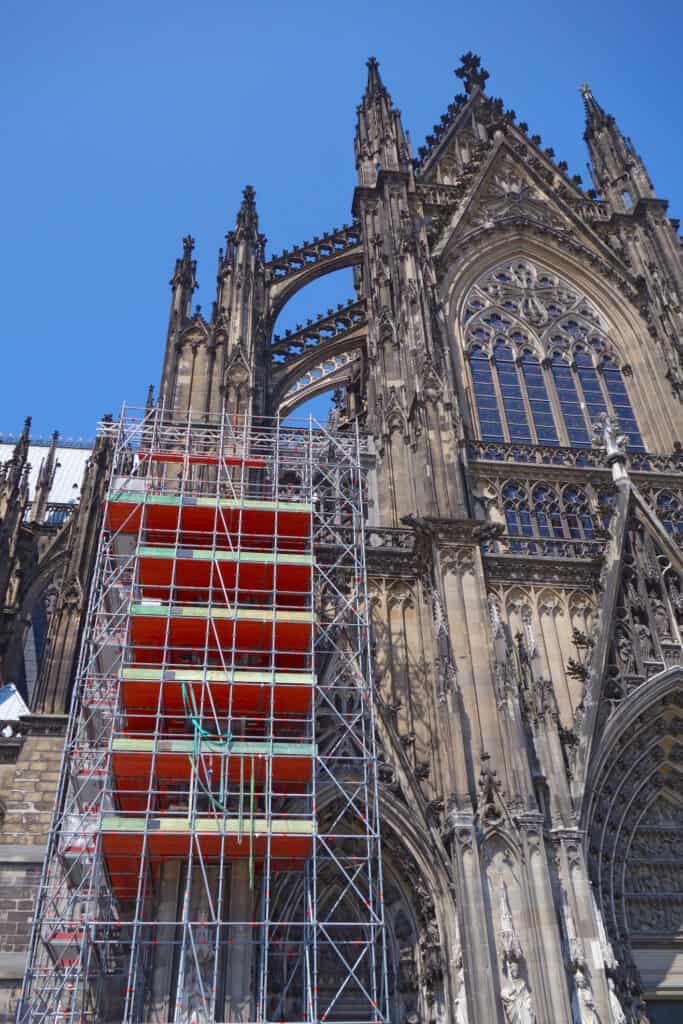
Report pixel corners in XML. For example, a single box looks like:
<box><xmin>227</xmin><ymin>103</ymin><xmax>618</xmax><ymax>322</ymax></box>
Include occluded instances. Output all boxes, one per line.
<box><xmin>498</xmin><ymin>480</ymin><xmax>599</xmax><ymax>554</ymax></box>
<box><xmin>655</xmin><ymin>490</ymin><xmax>683</xmax><ymax>541</ymax></box>
<box><xmin>463</xmin><ymin>258</ymin><xmax>644</xmax><ymax>450</ymax></box>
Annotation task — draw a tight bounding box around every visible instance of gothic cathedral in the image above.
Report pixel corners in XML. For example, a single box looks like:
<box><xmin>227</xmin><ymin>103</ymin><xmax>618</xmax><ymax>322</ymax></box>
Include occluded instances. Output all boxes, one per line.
<box><xmin>0</xmin><ymin>53</ymin><xmax>682</xmax><ymax>1024</ymax></box>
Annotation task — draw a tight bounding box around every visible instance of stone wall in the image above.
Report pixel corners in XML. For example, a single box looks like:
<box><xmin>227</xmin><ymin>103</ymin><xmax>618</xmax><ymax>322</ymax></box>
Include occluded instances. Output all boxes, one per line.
<box><xmin>0</xmin><ymin>717</ymin><xmax>66</xmax><ymax>1023</ymax></box>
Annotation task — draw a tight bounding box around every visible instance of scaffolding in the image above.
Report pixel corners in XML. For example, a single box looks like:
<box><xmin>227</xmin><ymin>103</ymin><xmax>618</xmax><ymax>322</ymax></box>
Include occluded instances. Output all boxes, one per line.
<box><xmin>20</xmin><ymin>406</ymin><xmax>389</xmax><ymax>1024</ymax></box>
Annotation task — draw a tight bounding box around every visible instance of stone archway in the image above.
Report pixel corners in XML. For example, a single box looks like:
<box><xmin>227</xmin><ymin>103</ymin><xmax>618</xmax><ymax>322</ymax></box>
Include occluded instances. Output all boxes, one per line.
<box><xmin>584</xmin><ymin>671</ymin><xmax>683</xmax><ymax>1018</ymax></box>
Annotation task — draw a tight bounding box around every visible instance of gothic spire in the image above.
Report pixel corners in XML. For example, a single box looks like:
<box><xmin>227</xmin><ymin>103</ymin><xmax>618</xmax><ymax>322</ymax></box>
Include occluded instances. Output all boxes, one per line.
<box><xmin>579</xmin><ymin>82</ymin><xmax>609</xmax><ymax>136</ymax></box>
<box><xmin>235</xmin><ymin>185</ymin><xmax>259</xmax><ymax>240</ymax></box>
<box><xmin>364</xmin><ymin>56</ymin><xmax>388</xmax><ymax>102</ymax></box>
<box><xmin>355</xmin><ymin>57</ymin><xmax>410</xmax><ymax>182</ymax></box>
<box><xmin>579</xmin><ymin>83</ymin><xmax>654</xmax><ymax>210</ymax></box>
<box><xmin>169</xmin><ymin>235</ymin><xmax>197</xmax><ymax>320</ymax></box>
<box><xmin>8</xmin><ymin>417</ymin><xmax>31</xmax><ymax>488</ymax></box>
<box><xmin>30</xmin><ymin>430</ymin><xmax>59</xmax><ymax>524</ymax></box>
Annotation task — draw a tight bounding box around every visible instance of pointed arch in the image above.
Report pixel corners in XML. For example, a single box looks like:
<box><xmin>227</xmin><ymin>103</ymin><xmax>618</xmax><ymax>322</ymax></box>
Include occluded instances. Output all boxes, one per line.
<box><xmin>443</xmin><ymin>235</ymin><xmax>680</xmax><ymax>452</ymax></box>
<box><xmin>583</xmin><ymin>670</ymin><xmax>683</xmax><ymax>1006</ymax></box>
<box><xmin>459</xmin><ymin>256</ymin><xmax>645</xmax><ymax>449</ymax></box>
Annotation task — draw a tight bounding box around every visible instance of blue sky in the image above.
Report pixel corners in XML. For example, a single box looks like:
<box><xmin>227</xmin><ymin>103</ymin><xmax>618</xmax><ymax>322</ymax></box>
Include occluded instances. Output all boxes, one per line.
<box><xmin>2</xmin><ymin>0</ymin><xmax>682</xmax><ymax>440</ymax></box>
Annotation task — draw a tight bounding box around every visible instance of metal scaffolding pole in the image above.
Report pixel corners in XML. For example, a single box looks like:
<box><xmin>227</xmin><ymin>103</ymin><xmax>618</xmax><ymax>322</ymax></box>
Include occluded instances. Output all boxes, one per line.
<box><xmin>19</xmin><ymin>404</ymin><xmax>389</xmax><ymax>1024</ymax></box>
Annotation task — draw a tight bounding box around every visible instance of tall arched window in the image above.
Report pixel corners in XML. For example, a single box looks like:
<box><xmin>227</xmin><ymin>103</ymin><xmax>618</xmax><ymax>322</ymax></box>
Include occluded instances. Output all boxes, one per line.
<box><xmin>493</xmin><ymin>342</ymin><xmax>532</xmax><ymax>442</ymax></box>
<box><xmin>563</xmin><ymin>486</ymin><xmax>594</xmax><ymax>539</ymax></box>
<box><xmin>502</xmin><ymin>482</ymin><xmax>532</xmax><ymax>538</ymax></box>
<box><xmin>602</xmin><ymin>357</ymin><xmax>643</xmax><ymax>449</ymax></box>
<box><xmin>463</xmin><ymin>259</ymin><xmax>645</xmax><ymax>450</ymax></box>
<box><xmin>532</xmin><ymin>484</ymin><xmax>563</xmax><ymax>539</ymax></box>
<box><xmin>520</xmin><ymin>351</ymin><xmax>559</xmax><ymax>445</ymax></box>
<box><xmin>550</xmin><ymin>352</ymin><xmax>590</xmax><ymax>446</ymax></box>
<box><xmin>470</xmin><ymin>345</ymin><xmax>504</xmax><ymax>440</ymax></box>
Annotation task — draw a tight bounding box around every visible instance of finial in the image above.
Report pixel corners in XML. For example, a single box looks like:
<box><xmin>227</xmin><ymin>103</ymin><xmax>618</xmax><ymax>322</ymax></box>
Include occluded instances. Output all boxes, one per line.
<box><xmin>363</xmin><ymin>55</ymin><xmax>387</xmax><ymax>100</ymax></box>
<box><xmin>455</xmin><ymin>51</ymin><xmax>489</xmax><ymax>95</ymax></box>
<box><xmin>22</xmin><ymin>416</ymin><xmax>32</xmax><ymax>437</ymax></box>
<box><xmin>242</xmin><ymin>185</ymin><xmax>256</xmax><ymax>205</ymax></box>
<box><xmin>182</xmin><ymin>235</ymin><xmax>195</xmax><ymax>259</ymax></box>
<box><xmin>499</xmin><ymin>880</ymin><xmax>523</xmax><ymax>964</ymax></box>
<box><xmin>592</xmin><ymin>412</ymin><xmax>628</xmax><ymax>484</ymax></box>
<box><xmin>580</xmin><ymin>82</ymin><xmax>610</xmax><ymax>132</ymax></box>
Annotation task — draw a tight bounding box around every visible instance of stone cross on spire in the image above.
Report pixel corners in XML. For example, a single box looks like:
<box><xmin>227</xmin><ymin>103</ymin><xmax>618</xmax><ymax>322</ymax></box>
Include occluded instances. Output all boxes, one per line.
<box><xmin>455</xmin><ymin>51</ymin><xmax>489</xmax><ymax>95</ymax></box>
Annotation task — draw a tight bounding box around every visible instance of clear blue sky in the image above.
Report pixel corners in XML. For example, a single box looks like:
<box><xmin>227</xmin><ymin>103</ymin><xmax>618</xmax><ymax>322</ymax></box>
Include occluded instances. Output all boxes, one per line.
<box><xmin>2</xmin><ymin>0</ymin><xmax>682</xmax><ymax>440</ymax></box>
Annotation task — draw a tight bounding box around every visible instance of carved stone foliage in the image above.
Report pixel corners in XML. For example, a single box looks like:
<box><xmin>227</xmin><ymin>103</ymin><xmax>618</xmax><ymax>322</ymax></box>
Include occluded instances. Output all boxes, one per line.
<box><xmin>488</xmin><ymin>584</ymin><xmax>597</xmax><ymax>747</ymax></box>
<box><xmin>586</xmin><ymin>687</ymin><xmax>683</xmax><ymax>1015</ymax></box>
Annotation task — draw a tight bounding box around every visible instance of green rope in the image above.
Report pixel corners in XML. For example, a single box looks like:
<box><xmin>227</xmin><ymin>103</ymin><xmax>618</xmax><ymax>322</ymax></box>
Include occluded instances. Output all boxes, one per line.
<box><xmin>237</xmin><ymin>756</ymin><xmax>244</xmax><ymax>844</ymax></box>
<box><xmin>181</xmin><ymin>679</ymin><xmax>233</xmax><ymax>815</ymax></box>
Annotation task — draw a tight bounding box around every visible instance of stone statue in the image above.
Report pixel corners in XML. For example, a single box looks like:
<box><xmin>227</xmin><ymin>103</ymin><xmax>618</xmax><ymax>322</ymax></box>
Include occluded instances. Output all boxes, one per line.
<box><xmin>451</xmin><ymin>921</ymin><xmax>468</xmax><ymax>1024</ymax></box>
<box><xmin>501</xmin><ymin>961</ymin><xmax>536</xmax><ymax>1024</ymax></box>
<box><xmin>651</xmin><ymin>599</ymin><xmax>672</xmax><ymax>640</ymax></box>
<box><xmin>615</xmin><ymin>631</ymin><xmax>636</xmax><ymax>675</ymax></box>
<box><xmin>571</xmin><ymin>967</ymin><xmax>599</xmax><ymax>1024</ymax></box>
<box><xmin>607</xmin><ymin>978</ymin><xmax>627</xmax><ymax>1024</ymax></box>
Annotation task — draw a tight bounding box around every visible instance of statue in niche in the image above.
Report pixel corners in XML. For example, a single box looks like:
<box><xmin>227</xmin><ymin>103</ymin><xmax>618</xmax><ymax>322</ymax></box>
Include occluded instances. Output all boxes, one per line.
<box><xmin>607</xmin><ymin>978</ymin><xmax>627</xmax><ymax>1024</ymax></box>
<box><xmin>651</xmin><ymin>599</ymin><xmax>672</xmax><ymax>641</ymax></box>
<box><xmin>451</xmin><ymin>919</ymin><xmax>468</xmax><ymax>1024</ymax></box>
<box><xmin>634</xmin><ymin>622</ymin><xmax>654</xmax><ymax>660</ymax></box>
<box><xmin>571</xmin><ymin>967</ymin><xmax>599</xmax><ymax>1024</ymax></box>
<box><xmin>501</xmin><ymin>960</ymin><xmax>536</xmax><ymax>1024</ymax></box>
<box><xmin>615</xmin><ymin>630</ymin><xmax>636</xmax><ymax>675</ymax></box>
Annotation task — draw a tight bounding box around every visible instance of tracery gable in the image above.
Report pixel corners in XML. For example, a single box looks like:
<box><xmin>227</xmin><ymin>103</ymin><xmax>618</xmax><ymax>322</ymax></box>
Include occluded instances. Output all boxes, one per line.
<box><xmin>433</xmin><ymin>141</ymin><xmax>626</xmax><ymax>274</ymax></box>
<box><xmin>576</xmin><ymin>489</ymin><xmax>683</xmax><ymax>796</ymax></box>
<box><xmin>458</xmin><ymin>149</ymin><xmax>569</xmax><ymax>235</ymax></box>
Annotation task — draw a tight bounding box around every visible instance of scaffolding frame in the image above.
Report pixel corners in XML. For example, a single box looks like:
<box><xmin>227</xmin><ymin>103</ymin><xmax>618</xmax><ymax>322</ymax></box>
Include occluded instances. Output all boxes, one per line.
<box><xmin>20</xmin><ymin>404</ymin><xmax>389</xmax><ymax>1024</ymax></box>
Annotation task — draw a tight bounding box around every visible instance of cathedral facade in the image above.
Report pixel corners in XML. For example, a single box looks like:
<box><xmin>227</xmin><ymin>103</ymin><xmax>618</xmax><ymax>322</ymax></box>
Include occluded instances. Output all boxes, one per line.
<box><xmin>0</xmin><ymin>52</ymin><xmax>682</xmax><ymax>1023</ymax></box>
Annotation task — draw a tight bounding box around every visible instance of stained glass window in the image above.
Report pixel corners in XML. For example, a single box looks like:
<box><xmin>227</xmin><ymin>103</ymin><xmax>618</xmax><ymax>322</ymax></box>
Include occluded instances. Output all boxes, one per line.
<box><xmin>493</xmin><ymin>343</ymin><xmax>532</xmax><ymax>442</ymax></box>
<box><xmin>520</xmin><ymin>353</ymin><xmax>559</xmax><ymax>445</ymax></box>
<box><xmin>563</xmin><ymin>487</ymin><xmax>594</xmax><ymax>539</ymax></box>
<box><xmin>532</xmin><ymin>485</ymin><xmax>563</xmax><ymax>538</ymax></box>
<box><xmin>550</xmin><ymin>356</ymin><xmax>591</xmax><ymax>446</ymax></box>
<box><xmin>656</xmin><ymin>490</ymin><xmax>683</xmax><ymax>539</ymax></box>
<box><xmin>463</xmin><ymin>258</ymin><xmax>645</xmax><ymax>451</ymax></box>
<box><xmin>470</xmin><ymin>346</ymin><xmax>503</xmax><ymax>441</ymax></box>
<box><xmin>601</xmin><ymin>358</ymin><xmax>644</xmax><ymax>450</ymax></box>
<box><xmin>503</xmin><ymin>482</ymin><xmax>533</xmax><ymax>539</ymax></box>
